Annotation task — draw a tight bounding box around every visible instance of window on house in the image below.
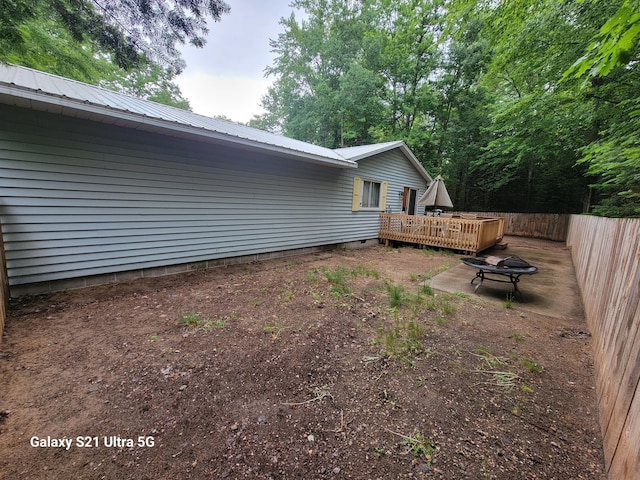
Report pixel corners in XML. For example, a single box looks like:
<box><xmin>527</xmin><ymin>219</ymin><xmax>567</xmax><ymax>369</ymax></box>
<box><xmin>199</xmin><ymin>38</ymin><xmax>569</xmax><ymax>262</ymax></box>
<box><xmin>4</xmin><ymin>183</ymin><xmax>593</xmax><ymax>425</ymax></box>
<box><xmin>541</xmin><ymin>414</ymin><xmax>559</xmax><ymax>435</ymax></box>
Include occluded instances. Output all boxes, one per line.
<box><xmin>362</xmin><ymin>180</ymin><xmax>381</xmax><ymax>209</ymax></box>
<box><xmin>352</xmin><ymin>177</ymin><xmax>387</xmax><ymax>212</ymax></box>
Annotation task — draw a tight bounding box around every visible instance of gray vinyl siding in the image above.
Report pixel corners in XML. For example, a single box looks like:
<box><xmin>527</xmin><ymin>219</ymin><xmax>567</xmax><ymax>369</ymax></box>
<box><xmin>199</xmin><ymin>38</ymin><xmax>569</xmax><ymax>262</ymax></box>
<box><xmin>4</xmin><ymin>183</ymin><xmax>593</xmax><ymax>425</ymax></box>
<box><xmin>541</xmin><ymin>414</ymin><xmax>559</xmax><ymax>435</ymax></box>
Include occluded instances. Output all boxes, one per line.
<box><xmin>353</xmin><ymin>150</ymin><xmax>429</xmax><ymax>224</ymax></box>
<box><xmin>0</xmin><ymin>106</ymin><xmax>427</xmax><ymax>288</ymax></box>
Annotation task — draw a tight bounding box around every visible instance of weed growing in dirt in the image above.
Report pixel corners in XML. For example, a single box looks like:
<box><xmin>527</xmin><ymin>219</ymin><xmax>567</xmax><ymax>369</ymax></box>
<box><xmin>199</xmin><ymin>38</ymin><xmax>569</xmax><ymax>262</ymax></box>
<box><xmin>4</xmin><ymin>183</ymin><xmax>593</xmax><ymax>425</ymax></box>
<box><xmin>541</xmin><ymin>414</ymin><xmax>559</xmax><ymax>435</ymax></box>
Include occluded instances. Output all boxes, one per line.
<box><xmin>472</xmin><ymin>349</ymin><xmax>523</xmax><ymax>391</ymax></box>
<box><xmin>510</xmin><ymin>333</ymin><xmax>525</xmax><ymax>342</ymax></box>
<box><xmin>178</xmin><ymin>313</ymin><xmax>225</xmax><ymax>332</ymax></box>
<box><xmin>386</xmin><ymin>283</ymin><xmax>408</xmax><ymax>308</ymax></box>
<box><xmin>419</xmin><ymin>283</ymin><xmax>434</xmax><ymax>295</ymax></box>
<box><xmin>440</xmin><ymin>296</ymin><xmax>457</xmax><ymax>315</ymax></box>
<box><xmin>278</xmin><ymin>287</ymin><xmax>294</xmax><ymax>304</ymax></box>
<box><xmin>475</xmin><ymin>349</ymin><xmax>508</xmax><ymax>369</ymax></box>
<box><xmin>503</xmin><ymin>294</ymin><xmax>514</xmax><ymax>309</ymax></box>
<box><xmin>521</xmin><ymin>358</ymin><xmax>543</xmax><ymax>373</ymax></box>
<box><xmin>387</xmin><ymin>428</ymin><xmax>438</xmax><ymax>463</ymax></box>
<box><xmin>376</xmin><ymin>309</ymin><xmax>426</xmax><ymax>363</ymax></box>
<box><xmin>281</xmin><ymin>386</ymin><xmax>333</xmax><ymax>406</ymax></box>
<box><xmin>263</xmin><ymin>317</ymin><xmax>294</xmax><ymax>339</ymax></box>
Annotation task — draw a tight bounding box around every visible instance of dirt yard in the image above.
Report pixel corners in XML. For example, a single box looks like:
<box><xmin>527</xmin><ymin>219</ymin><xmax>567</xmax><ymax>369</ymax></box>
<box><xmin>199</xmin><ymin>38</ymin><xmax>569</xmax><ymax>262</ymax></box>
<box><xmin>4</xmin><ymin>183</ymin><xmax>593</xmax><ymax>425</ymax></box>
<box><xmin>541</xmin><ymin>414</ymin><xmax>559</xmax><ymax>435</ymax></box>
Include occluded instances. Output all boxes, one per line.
<box><xmin>0</xmin><ymin>244</ymin><xmax>605</xmax><ymax>479</ymax></box>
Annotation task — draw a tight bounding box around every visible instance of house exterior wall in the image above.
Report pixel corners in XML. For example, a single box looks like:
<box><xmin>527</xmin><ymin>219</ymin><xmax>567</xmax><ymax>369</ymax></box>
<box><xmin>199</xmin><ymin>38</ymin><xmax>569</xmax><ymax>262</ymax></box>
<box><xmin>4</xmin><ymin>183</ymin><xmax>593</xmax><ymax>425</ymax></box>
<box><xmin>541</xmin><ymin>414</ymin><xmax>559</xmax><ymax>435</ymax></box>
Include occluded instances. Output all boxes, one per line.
<box><xmin>0</xmin><ymin>105</ymin><xmax>428</xmax><ymax>295</ymax></box>
<box><xmin>358</xmin><ymin>149</ymin><xmax>428</xmax><ymax>215</ymax></box>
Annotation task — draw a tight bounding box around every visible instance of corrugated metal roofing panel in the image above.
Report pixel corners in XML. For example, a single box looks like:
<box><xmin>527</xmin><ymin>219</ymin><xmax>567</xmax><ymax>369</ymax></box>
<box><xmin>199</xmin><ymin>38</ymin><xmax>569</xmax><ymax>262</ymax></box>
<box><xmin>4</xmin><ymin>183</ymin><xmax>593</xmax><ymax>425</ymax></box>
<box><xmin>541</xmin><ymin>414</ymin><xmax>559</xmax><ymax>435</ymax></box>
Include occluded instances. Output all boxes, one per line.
<box><xmin>333</xmin><ymin>141</ymin><xmax>404</xmax><ymax>161</ymax></box>
<box><xmin>0</xmin><ymin>64</ymin><xmax>354</xmax><ymax>166</ymax></box>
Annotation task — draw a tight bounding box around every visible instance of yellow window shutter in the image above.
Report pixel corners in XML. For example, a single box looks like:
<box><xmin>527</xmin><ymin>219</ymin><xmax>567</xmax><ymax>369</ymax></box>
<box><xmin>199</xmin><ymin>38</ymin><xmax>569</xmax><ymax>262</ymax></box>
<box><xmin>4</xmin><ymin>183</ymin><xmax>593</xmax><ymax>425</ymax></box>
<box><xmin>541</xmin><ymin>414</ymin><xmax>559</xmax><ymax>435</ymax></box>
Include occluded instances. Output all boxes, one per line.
<box><xmin>380</xmin><ymin>181</ymin><xmax>388</xmax><ymax>211</ymax></box>
<box><xmin>352</xmin><ymin>177</ymin><xmax>361</xmax><ymax>211</ymax></box>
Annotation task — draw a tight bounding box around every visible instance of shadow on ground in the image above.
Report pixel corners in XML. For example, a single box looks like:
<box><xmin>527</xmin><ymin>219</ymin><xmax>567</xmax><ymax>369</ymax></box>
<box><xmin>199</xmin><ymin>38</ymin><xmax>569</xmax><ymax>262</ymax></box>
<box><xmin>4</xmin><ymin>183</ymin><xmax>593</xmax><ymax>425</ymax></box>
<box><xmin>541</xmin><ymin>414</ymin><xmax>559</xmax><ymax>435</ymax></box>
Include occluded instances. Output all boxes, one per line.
<box><xmin>431</xmin><ymin>235</ymin><xmax>584</xmax><ymax>320</ymax></box>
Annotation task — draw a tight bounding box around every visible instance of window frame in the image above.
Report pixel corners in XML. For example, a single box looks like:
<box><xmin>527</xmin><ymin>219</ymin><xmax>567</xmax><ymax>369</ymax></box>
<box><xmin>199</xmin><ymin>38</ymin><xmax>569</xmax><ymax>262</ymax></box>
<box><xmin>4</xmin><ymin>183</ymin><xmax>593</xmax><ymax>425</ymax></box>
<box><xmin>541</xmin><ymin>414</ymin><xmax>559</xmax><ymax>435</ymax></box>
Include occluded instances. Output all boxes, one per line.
<box><xmin>361</xmin><ymin>179</ymin><xmax>382</xmax><ymax>210</ymax></box>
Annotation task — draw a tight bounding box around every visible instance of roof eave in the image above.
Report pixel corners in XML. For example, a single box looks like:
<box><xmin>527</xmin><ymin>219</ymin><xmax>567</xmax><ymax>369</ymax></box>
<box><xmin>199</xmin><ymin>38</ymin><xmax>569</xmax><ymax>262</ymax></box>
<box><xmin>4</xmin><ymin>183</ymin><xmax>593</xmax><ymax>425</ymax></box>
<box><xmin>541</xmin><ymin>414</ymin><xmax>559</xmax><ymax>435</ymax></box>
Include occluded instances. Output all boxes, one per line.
<box><xmin>0</xmin><ymin>85</ymin><xmax>358</xmax><ymax>169</ymax></box>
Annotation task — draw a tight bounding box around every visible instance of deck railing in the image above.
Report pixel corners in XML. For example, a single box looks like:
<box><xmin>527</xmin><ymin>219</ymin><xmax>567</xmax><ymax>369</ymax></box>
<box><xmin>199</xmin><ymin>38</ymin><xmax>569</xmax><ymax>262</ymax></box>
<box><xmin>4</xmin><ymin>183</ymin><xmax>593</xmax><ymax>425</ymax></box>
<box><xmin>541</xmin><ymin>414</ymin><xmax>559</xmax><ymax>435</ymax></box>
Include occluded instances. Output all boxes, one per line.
<box><xmin>379</xmin><ymin>213</ymin><xmax>504</xmax><ymax>254</ymax></box>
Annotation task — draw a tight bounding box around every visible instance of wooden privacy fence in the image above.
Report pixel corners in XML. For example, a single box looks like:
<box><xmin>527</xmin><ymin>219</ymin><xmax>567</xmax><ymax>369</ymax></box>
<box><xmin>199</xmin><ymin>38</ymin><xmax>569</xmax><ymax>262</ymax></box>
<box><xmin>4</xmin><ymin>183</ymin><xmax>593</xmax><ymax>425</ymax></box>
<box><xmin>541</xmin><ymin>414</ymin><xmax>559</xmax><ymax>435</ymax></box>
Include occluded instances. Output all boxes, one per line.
<box><xmin>567</xmin><ymin>215</ymin><xmax>640</xmax><ymax>479</ymax></box>
<box><xmin>463</xmin><ymin>212</ymin><xmax>570</xmax><ymax>241</ymax></box>
<box><xmin>379</xmin><ymin>213</ymin><xmax>504</xmax><ymax>254</ymax></box>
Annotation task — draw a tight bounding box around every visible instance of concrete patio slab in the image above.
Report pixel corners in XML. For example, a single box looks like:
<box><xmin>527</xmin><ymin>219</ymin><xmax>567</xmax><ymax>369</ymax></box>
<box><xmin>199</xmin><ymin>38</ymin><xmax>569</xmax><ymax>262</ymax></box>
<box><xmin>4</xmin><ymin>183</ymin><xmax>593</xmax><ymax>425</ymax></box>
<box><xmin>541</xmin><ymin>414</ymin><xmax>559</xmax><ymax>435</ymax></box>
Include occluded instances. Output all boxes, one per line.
<box><xmin>430</xmin><ymin>236</ymin><xmax>584</xmax><ymax>320</ymax></box>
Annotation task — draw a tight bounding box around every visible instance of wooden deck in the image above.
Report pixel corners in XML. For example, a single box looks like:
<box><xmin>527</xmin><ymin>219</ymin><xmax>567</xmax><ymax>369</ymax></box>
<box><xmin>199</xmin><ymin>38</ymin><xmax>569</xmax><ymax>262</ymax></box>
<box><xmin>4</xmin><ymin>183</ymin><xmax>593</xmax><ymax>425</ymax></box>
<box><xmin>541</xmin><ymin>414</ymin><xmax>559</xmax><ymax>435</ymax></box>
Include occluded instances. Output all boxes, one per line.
<box><xmin>379</xmin><ymin>213</ymin><xmax>505</xmax><ymax>254</ymax></box>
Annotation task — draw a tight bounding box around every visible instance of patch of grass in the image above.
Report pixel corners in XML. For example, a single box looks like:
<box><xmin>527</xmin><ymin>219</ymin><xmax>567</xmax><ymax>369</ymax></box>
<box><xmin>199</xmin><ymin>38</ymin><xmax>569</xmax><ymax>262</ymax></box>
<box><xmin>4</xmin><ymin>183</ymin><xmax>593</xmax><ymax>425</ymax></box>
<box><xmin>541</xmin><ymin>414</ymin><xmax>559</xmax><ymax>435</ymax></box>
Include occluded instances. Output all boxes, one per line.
<box><xmin>323</xmin><ymin>266</ymin><xmax>351</xmax><ymax>298</ymax></box>
<box><xmin>322</xmin><ymin>264</ymin><xmax>379</xmax><ymax>299</ymax></box>
<box><xmin>434</xmin><ymin>315</ymin><xmax>447</xmax><ymax>326</ymax></box>
<box><xmin>419</xmin><ymin>283</ymin><xmax>434</xmax><ymax>296</ymax></box>
<box><xmin>452</xmin><ymin>291</ymin><xmax>470</xmax><ymax>299</ymax></box>
<box><xmin>509</xmin><ymin>333</ymin><xmax>525</xmax><ymax>342</ymax></box>
<box><xmin>440</xmin><ymin>296</ymin><xmax>457</xmax><ymax>315</ymax></box>
<box><xmin>351</xmin><ymin>263</ymin><xmax>380</xmax><ymax>279</ymax></box>
<box><xmin>426</xmin><ymin>298</ymin><xmax>438</xmax><ymax>311</ymax></box>
<box><xmin>305</xmin><ymin>268</ymin><xmax>319</xmax><ymax>283</ymax></box>
<box><xmin>431</xmin><ymin>263</ymin><xmax>452</xmax><ymax>275</ymax></box>
<box><xmin>178</xmin><ymin>313</ymin><xmax>202</xmax><ymax>327</ymax></box>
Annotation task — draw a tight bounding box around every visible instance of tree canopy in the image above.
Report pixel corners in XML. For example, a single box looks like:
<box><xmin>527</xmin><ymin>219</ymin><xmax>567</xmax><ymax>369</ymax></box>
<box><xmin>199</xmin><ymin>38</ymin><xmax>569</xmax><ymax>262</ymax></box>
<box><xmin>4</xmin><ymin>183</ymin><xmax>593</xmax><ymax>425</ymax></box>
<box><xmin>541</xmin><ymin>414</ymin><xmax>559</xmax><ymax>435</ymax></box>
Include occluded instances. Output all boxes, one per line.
<box><xmin>0</xmin><ymin>0</ymin><xmax>232</xmax><ymax>109</ymax></box>
<box><xmin>253</xmin><ymin>0</ymin><xmax>639</xmax><ymax>217</ymax></box>
<box><xmin>1</xmin><ymin>0</ymin><xmax>230</xmax><ymax>73</ymax></box>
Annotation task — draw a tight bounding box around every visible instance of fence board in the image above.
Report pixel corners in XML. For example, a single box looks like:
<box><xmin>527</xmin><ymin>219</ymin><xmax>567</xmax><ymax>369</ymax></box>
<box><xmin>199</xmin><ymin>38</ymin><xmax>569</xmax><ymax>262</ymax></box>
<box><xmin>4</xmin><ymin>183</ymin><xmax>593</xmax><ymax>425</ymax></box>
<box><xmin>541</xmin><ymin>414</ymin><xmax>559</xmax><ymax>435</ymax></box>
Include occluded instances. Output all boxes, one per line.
<box><xmin>464</xmin><ymin>212</ymin><xmax>570</xmax><ymax>241</ymax></box>
<box><xmin>567</xmin><ymin>215</ymin><xmax>640</xmax><ymax>478</ymax></box>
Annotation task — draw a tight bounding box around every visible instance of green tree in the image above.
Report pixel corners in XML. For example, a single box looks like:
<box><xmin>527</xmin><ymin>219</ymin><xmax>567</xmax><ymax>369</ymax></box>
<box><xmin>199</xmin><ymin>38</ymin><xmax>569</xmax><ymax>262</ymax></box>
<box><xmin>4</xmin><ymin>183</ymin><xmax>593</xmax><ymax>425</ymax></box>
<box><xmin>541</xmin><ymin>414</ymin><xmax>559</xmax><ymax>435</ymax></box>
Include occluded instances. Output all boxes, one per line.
<box><xmin>253</xmin><ymin>0</ymin><xmax>382</xmax><ymax>147</ymax></box>
<box><xmin>430</xmin><ymin>16</ymin><xmax>492</xmax><ymax>210</ymax></box>
<box><xmin>255</xmin><ymin>0</ymin><xmax>443</xmax><ymax>153</ymax></box>
<box><xmin>100</xmin><ymin>63</ymin><xmax>191</xmax><ymax>109</ymax></box>
<box><xmin>564</xmin><ymin>0</ymin><xmax>640</xmax><ymax>217</ymax></box>
<box><xmin>1</xmin><ymin>0</ymin><xmax>230</xmax><ymax>73</ymax></box>
<box><xmin>0</xmin><ymin>1</ymin><xmax>193</xmax><ymax>109</ymax></box>
<box><xmin>455</xmin><ymin>0</ymin><xmax>617</xmax><ymax>213</ymax></box>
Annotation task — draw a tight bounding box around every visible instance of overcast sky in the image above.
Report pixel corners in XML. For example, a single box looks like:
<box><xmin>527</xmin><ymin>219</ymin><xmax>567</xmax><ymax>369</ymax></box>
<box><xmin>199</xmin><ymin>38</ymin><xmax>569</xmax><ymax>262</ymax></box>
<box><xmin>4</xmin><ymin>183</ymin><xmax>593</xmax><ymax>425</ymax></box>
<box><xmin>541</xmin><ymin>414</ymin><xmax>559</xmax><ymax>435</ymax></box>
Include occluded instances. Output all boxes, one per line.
<box><xmin>175</xmin><ymin>0</ymin><xmax>299</xmax><ymax>124</ymax></box>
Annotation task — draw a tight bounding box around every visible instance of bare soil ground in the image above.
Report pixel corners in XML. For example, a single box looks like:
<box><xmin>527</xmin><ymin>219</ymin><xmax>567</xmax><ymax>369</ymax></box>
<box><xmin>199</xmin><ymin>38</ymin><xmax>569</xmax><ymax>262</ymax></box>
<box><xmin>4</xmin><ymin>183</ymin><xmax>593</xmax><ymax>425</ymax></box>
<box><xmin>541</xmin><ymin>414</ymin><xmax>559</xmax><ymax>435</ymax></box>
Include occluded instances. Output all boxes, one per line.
<box><xmin>0</xmin><ymin>244</ymin><xmax>605</xmax><ymax>479</ymax></box>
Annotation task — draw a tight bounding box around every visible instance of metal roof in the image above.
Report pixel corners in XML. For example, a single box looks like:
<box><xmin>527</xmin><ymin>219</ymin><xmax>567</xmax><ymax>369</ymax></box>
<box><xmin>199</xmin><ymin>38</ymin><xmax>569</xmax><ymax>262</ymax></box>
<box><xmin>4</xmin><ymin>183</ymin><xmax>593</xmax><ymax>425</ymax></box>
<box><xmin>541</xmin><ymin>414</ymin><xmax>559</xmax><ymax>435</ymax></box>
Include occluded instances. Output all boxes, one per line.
<box><xmin>0</xmin><ymin>64</ymin><xmax>428</xmax><ymax>175</ymax></box>
<box><xmin>0</xmin><ymin>64</ymin><xmax>356</xmax><ymax>167</ymax></box>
